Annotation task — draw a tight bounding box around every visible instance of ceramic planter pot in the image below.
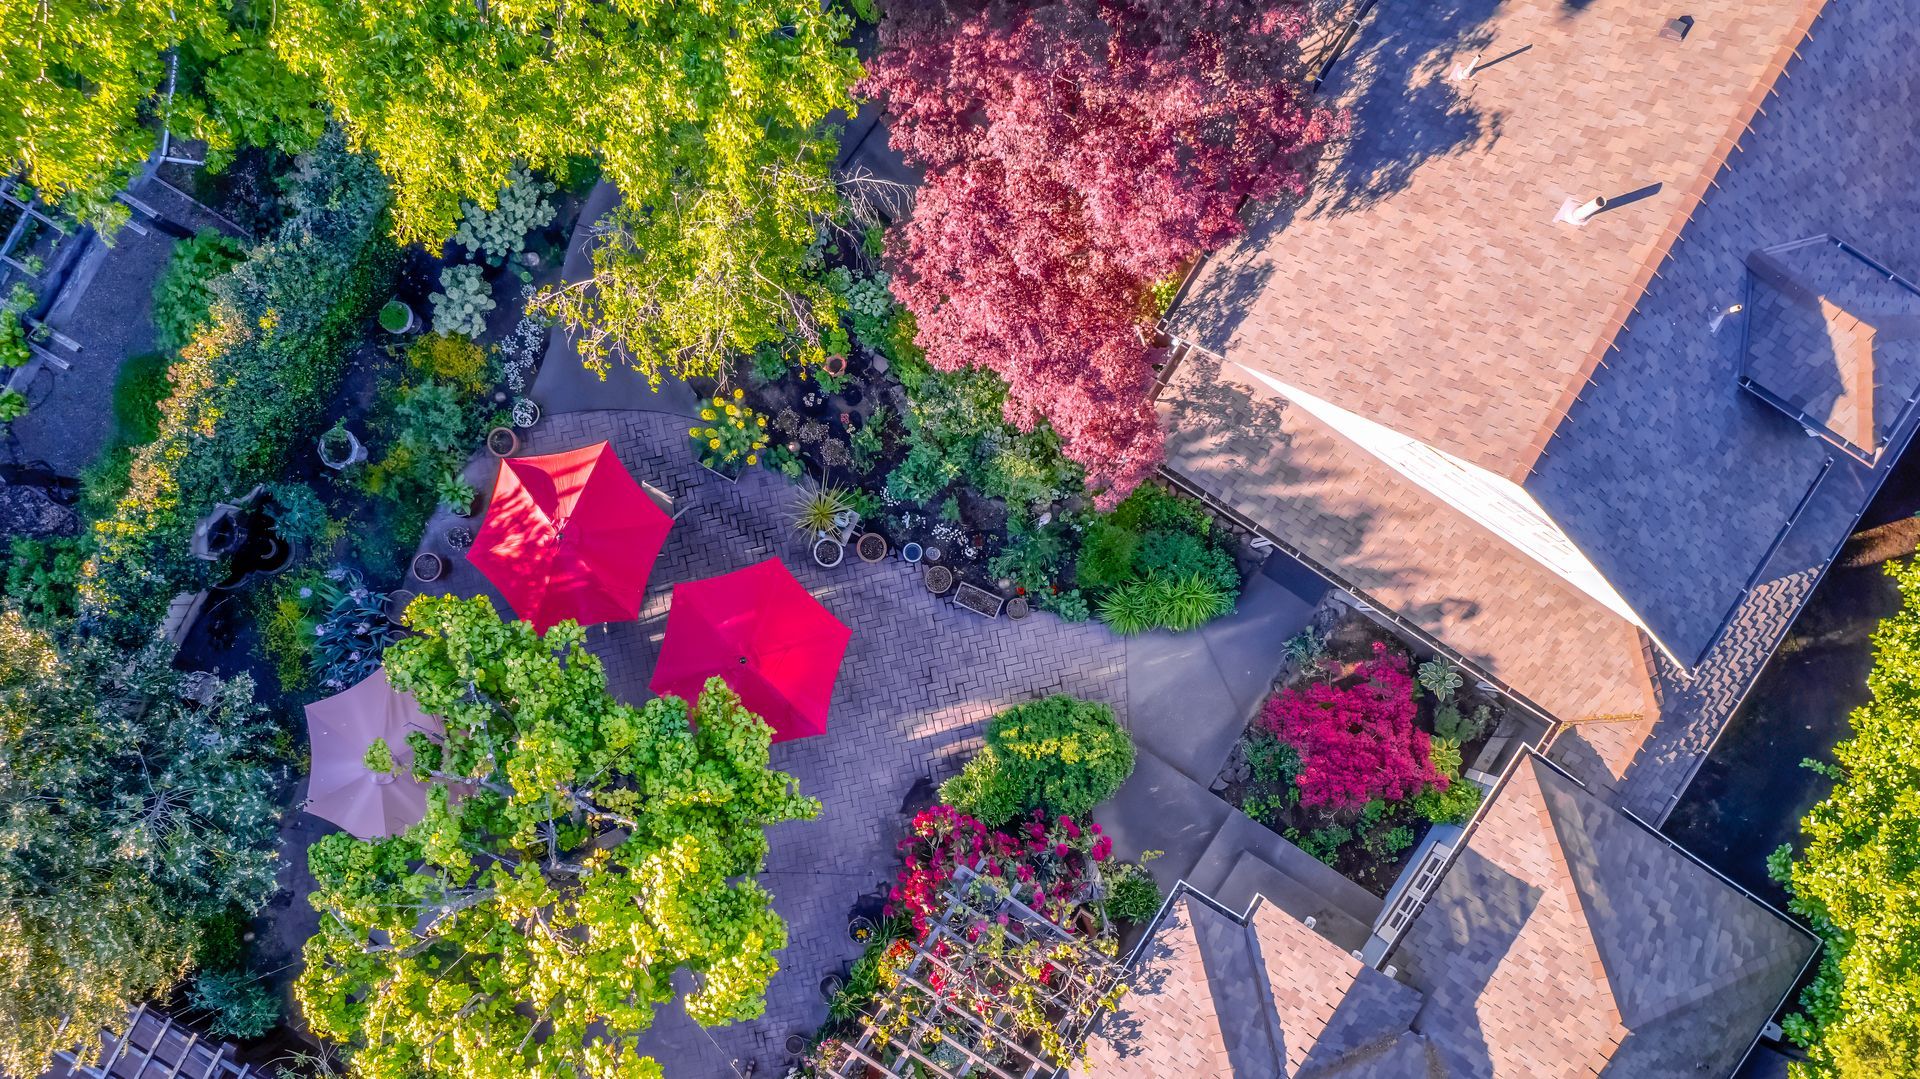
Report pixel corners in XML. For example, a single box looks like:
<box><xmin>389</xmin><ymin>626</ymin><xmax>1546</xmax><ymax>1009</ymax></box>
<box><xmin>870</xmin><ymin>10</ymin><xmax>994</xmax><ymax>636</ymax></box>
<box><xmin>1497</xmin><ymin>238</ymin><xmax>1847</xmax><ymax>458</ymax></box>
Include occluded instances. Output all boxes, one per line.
<box><xmin>487</xmin><ymin>426</ymin><xmax>519</xmax><ymax>457</ymax></box>
<box><xmin>812</xmin><ymin>537</ymin><xmax>845</xmax><ymax>568</ymax></box>
<box><xmin>411</xmin><ymin>552</ymin><xmax>445</xmax><ymax>583</ymax></box>
<box><xmin>901</xmin><ymin>541</ymin><xmax>923</xmax><ymax>564</ymax></box>
<box><xmin>1007</xmin><ymin>596</ymin><xmax>1031</xmax><ymax>619</ymax></box>
<box><xmin>318</xmin><ymin>427</ymin><xmax>367</xmax><ymax>470</ymax></box>
<box><xmin>924</xmin><ymin>564</ymin><xmax>955</xmax><ymax>595</ymax></box>
<box><xmin>855</xmin><ymin>532</ymin><xmax>888</xmax><ymax>563</ymax></box>
<box><xmin>379</xmin><ymin>299</ymin><xmax>417</xmax><ymax>334</ymax></box>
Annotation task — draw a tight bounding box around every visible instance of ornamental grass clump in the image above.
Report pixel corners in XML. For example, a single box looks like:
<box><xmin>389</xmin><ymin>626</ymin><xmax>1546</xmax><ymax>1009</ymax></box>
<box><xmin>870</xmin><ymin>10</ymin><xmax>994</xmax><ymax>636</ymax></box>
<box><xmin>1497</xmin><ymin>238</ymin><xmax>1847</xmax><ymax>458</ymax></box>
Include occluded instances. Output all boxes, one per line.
<box><xmin>1259</xmin><ymin>643</ymin><xmax>1446</xmax><ymax>810</ymax></box>
<box><xmin>690</xmin><ymin>388</ymin><xmax>767</xmax><ymax>472</ymax></box>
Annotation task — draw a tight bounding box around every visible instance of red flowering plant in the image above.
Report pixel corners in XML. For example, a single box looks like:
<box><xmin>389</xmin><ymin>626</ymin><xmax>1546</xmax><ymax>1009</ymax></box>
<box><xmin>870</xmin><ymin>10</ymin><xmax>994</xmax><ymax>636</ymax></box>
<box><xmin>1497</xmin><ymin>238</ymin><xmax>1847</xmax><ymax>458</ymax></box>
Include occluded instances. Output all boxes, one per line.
<box><xmin>885</xmin><ymin>805</ymin><xmax>1112</xmax><ymax>939</ymax></box>
<box><xmin>1260</xmin><ymin>643</ymin><xmax>1445</xmax><ymax>810</ymax></box>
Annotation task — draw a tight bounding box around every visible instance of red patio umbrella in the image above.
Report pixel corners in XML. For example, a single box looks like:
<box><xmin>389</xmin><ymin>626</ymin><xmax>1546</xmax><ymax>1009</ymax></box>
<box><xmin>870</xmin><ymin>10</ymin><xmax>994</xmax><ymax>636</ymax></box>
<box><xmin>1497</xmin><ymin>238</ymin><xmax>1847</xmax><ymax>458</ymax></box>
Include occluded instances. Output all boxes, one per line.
<box><xmin>649</xmin><ymin>558</ymin><xmax>852</xmax><ymax>742</ymax></box>
<box><xmin>468</xmin><ymin>441</ymin><xmax>672</xmax><ymax>633</ymax></box>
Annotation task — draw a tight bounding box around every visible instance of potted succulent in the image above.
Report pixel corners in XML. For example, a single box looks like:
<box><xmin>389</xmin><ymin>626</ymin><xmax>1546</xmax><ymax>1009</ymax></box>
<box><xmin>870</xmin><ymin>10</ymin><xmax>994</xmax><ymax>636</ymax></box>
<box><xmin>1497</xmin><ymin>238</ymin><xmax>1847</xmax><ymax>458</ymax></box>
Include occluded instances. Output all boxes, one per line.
<box><xmin>411</xmin><ymin>552</ymin><xmax>445</xmax><ymax>583</ymax></box>
<box><xmin>855</xmin><ymin>532</ymin><xmax>888</xmax><ymax>563</ymax></box>
<box><xmin>511</xmin><ymin>396</ymin><xmax>541</xmax><ymax>429</ymax></box>
<box><xmin>692</xmin><ymin>389</ymin><xmax>768</xmax><ymax>481</ymax></box>
<box><xmin>487</xmin><ymin>425</ymin><xmax>520</xmax><ymax>457</ymax></box>
<box><xmin>318</xmin><ymin>422</ymin><xmax>367</xmax><ymax>470</ymax></box>
<box><xmin>378</xmin><ymin>299</ymin><xmax>417</xmax><ymax>334</ymax></box>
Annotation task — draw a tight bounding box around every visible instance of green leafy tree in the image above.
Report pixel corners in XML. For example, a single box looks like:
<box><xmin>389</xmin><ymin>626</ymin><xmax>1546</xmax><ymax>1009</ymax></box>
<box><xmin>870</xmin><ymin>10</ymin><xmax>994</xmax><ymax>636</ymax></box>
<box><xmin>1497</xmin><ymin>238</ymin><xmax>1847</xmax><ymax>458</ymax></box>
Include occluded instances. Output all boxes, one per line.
<box><xmin>271</xmin><ymin>0</ymin><xmax>860</xmax><ymax>244</ymax></box>
<box><xmin>0</xmin><ymin>612</ymin><xmax>281</xmax><ymax>1077</ymax></box>
<box><xmin>0</xmin><ymin>0</ymin><xmax>227</xmax><ymax>231</ymax></box>
<box><xmin>296</xmin><ymin>595</ymin><xmax>819</xmax><ymax>1079</ymax></box>
<box><xmin>1781</xmin><ymin>560</ymin><xmax>1920</xmax><ymax>1078</ymax></box>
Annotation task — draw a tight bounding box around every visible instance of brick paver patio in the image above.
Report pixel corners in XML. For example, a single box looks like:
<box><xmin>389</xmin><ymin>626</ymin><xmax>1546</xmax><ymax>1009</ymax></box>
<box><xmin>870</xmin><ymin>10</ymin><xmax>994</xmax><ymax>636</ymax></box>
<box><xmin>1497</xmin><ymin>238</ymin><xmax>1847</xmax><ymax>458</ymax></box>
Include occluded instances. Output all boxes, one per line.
<box><xmin>425</xmin><ymin>407</ymin><xmax>1133</xmax><ymax>1075</ymax></box>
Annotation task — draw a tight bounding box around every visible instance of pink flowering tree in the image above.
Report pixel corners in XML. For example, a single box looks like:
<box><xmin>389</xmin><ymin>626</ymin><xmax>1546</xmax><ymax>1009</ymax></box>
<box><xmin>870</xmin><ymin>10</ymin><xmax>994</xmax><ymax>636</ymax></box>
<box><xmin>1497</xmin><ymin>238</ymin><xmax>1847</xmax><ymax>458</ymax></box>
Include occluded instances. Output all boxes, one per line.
<box><xmin>864</xmin><ymin>0</ymin><xmax>1340</xmax><ymax>505</ymax></box>
<box><xmin>1261</xmin><ymin>644</ymin><xmax>1445</xmax><ymax>810</ymax></box>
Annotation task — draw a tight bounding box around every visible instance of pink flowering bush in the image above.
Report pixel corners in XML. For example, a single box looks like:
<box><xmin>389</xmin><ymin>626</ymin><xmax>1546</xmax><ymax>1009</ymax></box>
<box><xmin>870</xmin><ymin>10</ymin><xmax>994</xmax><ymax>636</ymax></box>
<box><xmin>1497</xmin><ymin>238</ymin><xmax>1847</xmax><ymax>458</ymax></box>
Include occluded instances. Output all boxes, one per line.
<box><xmin>1260</xmin><ymin>643</ymin><xmax>1445</xmax><ymax>810</ymax></box>
<box><xmin>885</xmin><ymin>805</ymin><xmax>1111</xmax><ymax>938</ymax></box>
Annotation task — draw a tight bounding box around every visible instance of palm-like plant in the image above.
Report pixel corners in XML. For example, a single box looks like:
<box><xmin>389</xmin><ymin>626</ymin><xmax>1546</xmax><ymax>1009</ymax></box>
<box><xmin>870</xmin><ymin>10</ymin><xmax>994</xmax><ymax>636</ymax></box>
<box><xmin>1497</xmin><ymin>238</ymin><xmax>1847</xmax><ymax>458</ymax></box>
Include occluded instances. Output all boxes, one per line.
<box><xmin>791</xmin><ymin>483</ymin><xmax>850</xmax><ymax>536</ymax></box>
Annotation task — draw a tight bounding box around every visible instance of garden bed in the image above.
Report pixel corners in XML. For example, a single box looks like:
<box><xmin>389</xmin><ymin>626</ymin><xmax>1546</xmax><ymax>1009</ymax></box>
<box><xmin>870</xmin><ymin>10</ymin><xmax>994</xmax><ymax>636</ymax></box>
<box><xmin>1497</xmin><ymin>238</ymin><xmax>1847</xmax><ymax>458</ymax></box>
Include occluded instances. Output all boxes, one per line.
<box><xmin>1212</xmin><ymin>606</ymin><xmax>1504</xmax><ymax>897</ymax></box>
<box><xmin>729</xmin><ymin>228</ymin><xmax>1265</xmax><ymax>634</ymax></box>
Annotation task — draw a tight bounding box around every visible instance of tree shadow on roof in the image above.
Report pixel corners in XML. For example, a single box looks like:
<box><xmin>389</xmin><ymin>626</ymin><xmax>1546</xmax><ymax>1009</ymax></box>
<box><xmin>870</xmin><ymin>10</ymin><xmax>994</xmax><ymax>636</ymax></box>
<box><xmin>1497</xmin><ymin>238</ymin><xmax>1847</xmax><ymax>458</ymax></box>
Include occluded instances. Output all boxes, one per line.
<box><xmin>1308</xmin><ymin>0</ymin><xmax>1504</xmax><ymax>220</ymax></box>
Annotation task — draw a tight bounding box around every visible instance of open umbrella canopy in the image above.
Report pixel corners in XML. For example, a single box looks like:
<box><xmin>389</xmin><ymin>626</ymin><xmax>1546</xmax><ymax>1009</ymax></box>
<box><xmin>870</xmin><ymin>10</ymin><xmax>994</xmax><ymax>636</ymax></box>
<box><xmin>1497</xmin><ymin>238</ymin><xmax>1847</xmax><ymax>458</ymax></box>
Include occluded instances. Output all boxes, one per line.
<box><xmin>650</xmin><ymin>558</ymin><xmax>852</xmax><ymax>742</ymax></box>
<box><xmin>468</xmin><ymin>440</ymin><xmax>672</xmax><ymax>633</ymax></box>
<box><xmin>304</xmin><ymin>667</ymin><xmax>447</xmax><ymax>840</ymax></box>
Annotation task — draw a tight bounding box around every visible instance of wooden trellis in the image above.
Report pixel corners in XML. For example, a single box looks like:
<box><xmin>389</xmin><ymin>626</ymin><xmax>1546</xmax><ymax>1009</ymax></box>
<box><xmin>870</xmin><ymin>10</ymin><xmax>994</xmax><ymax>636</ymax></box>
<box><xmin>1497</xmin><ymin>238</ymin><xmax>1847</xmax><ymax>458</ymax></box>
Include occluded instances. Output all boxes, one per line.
<box><xmin>48</xmin><ymin>1003</ymin><xmax>259</xmax><ymax>1079</ymax></box>
<box><xmin>818</xmin><ymin>868</ymin><xmax>1126</xmax><ymax>1079</ymax></box>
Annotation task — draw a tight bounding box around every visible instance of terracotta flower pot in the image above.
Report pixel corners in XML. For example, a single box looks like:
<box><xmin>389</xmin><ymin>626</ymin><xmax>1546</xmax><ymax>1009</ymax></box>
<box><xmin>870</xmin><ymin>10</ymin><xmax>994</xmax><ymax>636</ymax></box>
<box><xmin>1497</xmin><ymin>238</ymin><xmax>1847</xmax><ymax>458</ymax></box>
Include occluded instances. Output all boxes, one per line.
<box><xmin>487</xmin><ymin>426</ymin><xmax>519</xmax><ymax>457</ymax></box>
<box><xmin>924</xmin><ymin>565</ymin><xmax>955</xmax><ymax>595</ymax></box>
<box><xmin>856</xmin><ymin>532</ymin><xmax>888</xmax><ymax>562</ymax></box>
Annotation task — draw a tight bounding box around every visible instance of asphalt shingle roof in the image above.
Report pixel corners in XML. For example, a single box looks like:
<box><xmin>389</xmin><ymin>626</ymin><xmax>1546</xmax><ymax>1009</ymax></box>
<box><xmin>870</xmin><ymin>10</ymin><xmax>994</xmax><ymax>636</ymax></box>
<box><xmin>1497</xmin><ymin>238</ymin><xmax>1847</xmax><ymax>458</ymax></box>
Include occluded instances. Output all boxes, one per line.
<box><xmin>1392</xmin><ymin>753</ymin><xmax>1815</xmax><ymax>1078</ymax></box>
<box><xmin>1162</xmin><ymin>0</ymin><xmax>1920</xmax><ymax>799</ymax></box>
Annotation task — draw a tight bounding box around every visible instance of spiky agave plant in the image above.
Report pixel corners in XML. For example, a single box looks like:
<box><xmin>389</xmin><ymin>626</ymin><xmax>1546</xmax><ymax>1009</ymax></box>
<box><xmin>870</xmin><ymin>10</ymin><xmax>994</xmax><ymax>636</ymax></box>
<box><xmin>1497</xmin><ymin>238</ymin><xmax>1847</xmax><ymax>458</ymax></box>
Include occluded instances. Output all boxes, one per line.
<box><xmin>791</xmin><ymin>483</ymin><xmax>851</xmax><ymax>536</ymax></box>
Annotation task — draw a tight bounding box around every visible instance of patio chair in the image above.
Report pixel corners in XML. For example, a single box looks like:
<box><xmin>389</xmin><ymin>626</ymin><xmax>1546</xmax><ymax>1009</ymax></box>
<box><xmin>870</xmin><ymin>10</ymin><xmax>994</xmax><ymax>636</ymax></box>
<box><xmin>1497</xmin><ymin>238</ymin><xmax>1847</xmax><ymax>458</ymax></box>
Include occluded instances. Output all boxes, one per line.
<box><xmin>642</xmin><ymin>480</ymin><xmax>690</xmax><ymax>522</ymax></box>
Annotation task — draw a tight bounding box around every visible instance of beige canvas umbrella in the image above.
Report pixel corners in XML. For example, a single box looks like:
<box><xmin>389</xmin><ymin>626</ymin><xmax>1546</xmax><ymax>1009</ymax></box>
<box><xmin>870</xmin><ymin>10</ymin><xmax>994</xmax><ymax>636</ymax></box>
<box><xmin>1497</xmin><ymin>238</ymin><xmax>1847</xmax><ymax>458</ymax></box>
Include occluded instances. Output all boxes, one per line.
<box><xmin>303</xmin><ymin>667</ymin><xmax>448</xmax><ymax>839</ymax></box>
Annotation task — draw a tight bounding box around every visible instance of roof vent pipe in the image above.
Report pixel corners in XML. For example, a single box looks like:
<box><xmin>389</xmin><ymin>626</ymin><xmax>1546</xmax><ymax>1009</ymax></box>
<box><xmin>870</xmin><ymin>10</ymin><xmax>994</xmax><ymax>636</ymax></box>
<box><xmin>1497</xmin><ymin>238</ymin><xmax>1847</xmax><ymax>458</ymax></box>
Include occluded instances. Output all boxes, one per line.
<box><xmin>1556</xmin><ymin>195</ymin><xmax>1609</xmax><ymax>227</ymax></box>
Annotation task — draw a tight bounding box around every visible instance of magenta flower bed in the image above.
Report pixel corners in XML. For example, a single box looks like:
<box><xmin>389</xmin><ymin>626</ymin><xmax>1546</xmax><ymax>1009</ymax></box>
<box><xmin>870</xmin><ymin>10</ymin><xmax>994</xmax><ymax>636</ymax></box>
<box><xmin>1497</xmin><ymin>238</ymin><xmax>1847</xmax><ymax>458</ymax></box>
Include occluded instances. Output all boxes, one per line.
<box><xmin>1261</xmin><ymin>642</ymin><xmax>1447</xmax><ymax>810</ymax></box>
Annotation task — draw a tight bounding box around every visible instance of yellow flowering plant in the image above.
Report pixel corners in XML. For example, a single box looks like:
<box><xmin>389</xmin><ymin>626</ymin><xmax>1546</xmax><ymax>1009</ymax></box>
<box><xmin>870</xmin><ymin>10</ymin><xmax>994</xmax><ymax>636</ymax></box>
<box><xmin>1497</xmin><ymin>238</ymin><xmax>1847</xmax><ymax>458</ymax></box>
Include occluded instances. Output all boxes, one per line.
<box><xmin>691</xmin><ymin>393</ymin><xmax>769</xmax><ymax>475</ymax></box>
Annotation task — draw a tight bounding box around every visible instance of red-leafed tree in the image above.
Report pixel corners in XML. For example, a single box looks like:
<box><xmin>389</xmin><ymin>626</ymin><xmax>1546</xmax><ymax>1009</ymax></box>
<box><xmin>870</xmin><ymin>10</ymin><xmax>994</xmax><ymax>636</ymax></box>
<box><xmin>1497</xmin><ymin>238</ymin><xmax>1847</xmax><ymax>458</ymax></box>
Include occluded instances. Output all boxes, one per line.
<box><xmin>1261</xmin><ymin>644</ymin><xmax>1445</xmax><ymax>810</ymax></box>
<box><xmin>866</xmin><ymin>0</ymin><xmax>1338</xmax><ymax>505</ymax></box>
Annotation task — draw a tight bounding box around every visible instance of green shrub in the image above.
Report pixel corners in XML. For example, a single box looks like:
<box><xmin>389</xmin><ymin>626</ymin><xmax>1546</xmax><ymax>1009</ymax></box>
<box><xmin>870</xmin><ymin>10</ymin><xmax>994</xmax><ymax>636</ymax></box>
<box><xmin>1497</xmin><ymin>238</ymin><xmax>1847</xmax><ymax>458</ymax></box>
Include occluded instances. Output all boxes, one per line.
<box><xmin>939</xmin><ymin>696</ymin><xmax>1135</xmax><ymax>826</ymax></box>
<box><xmin>0</xmin><ymin>388</ymin><xmax>26</xmax><ymax>423</ymax></box>
<box><xmin>1417</xmin><ymin>659</ymin><xmax>1463</xmax><ymax>701</ymax></box>
<box><xmin>84</xmin><ymin>135</ymin><xmax>395</xmax><ymax>634</ymax></box>
<box><xmin>828</xmin><ymin>938</ymin><xmax>891</xmax><ymax>1024</ymax></box>
<box><xmin>1075</xmin><ymin>521</ymin><xmax>1139</xmax><ymax>596</ymax></box>
<box><xmin>1108</xmin><ymin>482</ymin><xmax>1213</xmax><ymax>537</ymax></box>
<box><xmin>1364</xmin><ymin>824</ymin><xmax>1416</xmax><ymax>859</ymax></box>
<box><xmin>1038</xmin><ymin>587</ymin><xmax>1091</xmax><ymax>622</ymax></box>
<box><xmin>153</xmin><ymin>230</ymin><xmax>246</xmax><ymax>354</ymax></box>
<box><xmin>0</xmin><ymin>308</ymin><xmax>29</xmax><ymax>369</ymax></box>
<box><xmin>885</xmin><ymin>442</ymin><xmax>958</xmax><ymax>503</ymax></box>
<box><xmin>1134</xmin><ymin>529</ymin><xmax>1239</xmax><ymax>594</ymax></box>
<box><xmin>362</xmin><ymin>381</ymin><xmax>486</xmax><ymax>548</ymax></box>
<box><xmin>404</xmin><ymin>333</ymin><xmax>495</xmax><ymax>395</ymax></box>
<box><xmin>2</xmin><ymin>536</ymin><xmax>86</xmax><ymax>628</ymax></box>
<box><xmin>1412</xmin><ymin>778</ymin><xmax>1483</xmax><ymax>825</ymax></box>
<box><xmin>1434</xmin><ymin>702</ymin><xmax>1491</xmax><ymax>743</ymax></box>
<box><xmin>266</xmin><ymin>482</ymin><xmax>333</xmax><ymax>550</ymax></box>
<box><xmin>111</xmin><ymin>351</ymin><xmax>174</xmax><ymax>446</ymax></box>
<box><xmin>988</xmin><ymin>525</ymin><xmax>1066</xmax><ymax>594</ymax></box>
<box><xmin>189</xmin><ymin>969</ymin><xmax>280</xmax><ymax>1040</ymax></box>
<box><xmin>1104</xmin><ymin>863</ymin><xmax>1162</xmax><ymax>922</ymax></box>
<box><xmin>1297</xmin><ymin>824</ymin><xmax>1352</xmax><ymax>865</ymax></box>
<box><xmin>1246</xmin><ymin>734</ymin><xmax>1302</xmax><ymax>792</ymax></box>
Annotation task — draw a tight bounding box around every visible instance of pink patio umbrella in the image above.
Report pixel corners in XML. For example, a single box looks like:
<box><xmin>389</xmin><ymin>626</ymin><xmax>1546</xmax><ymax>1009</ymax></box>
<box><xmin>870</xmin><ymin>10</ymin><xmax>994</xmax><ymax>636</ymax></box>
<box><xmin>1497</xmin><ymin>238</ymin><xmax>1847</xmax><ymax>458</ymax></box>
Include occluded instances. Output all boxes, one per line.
<box><xmin>649</xmin><ymin>558</ymin><xmax>852</xmax><ymax>742</ymax></box>
<box><xmin>303</xmin><ymin>667</ymin><xmax>449</xmax><ymax>839</ymax></box>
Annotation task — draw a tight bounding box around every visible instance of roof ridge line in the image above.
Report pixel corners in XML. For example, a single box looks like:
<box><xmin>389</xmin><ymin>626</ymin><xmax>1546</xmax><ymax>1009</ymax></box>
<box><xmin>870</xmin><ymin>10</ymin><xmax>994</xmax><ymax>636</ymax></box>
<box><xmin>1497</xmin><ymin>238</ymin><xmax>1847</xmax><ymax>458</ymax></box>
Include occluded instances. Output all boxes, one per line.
<box><xmin>1513</xmin><ymin>0</ymin><xmax>1835</xmax><ymax>482</ymax></box>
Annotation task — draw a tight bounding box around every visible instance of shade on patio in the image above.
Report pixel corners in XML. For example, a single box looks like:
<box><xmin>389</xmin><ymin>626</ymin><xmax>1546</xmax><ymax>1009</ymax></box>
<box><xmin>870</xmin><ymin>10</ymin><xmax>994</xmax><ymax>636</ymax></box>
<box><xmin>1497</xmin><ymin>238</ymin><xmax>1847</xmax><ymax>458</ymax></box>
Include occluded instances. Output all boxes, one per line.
<box><xmin>649</xmin><ymin>558</ymin><xmax>852</xmax><ymax>742</ymax></box>
<box><xmin>468</xmin><ymin>440</ymin><xmax>672</xmax><ymax>633</ymax></box>
<box><xmin>303</xmin><ymin>667</ymin><xmax>447</xmax><ymax>839</ymax></box>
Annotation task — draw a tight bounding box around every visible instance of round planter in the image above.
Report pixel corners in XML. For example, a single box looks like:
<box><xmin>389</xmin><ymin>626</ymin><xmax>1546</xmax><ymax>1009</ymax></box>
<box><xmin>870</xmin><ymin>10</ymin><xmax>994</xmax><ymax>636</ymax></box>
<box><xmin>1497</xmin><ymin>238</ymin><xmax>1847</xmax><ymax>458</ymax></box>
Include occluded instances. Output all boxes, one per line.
<box><xmin>317</xmin><ymin>428</ymin><xmax>366</xmax><ymax>471</ymax></box>
<box><xmin>819</xmin><ymin>973</ymin><xmax>845</xmax><ymax>1003</ymax></box>
<box><xmin>1007</xmin><ymin>596</ymin><xmax>1031</xmax><ymax>619</ymax></box>
<box><xmin>923</xmin><ymin>545</ymin><xmax>943</xmax><ymax>564</ymax></box>
<box><xmin>855</xmin><ymin>532</ymin><xmax>888</xmax><ymax>563</ymax></box>
<box><xmin>447</xmin><ymin>526</ymin><xmax>475</xmax><ymax>551</ymax></box>
<box><xmin>822</xmin><ymin>353</ymin><xmax>848</xmax><ymax>377</ymax></box>
<box><xmin>812</xmin><ymin>537</ymin><xmax>845</xmax><ymax>568</ymax></box>
<box><xmin>785</xmin><ymin>1034</ymin><xmax>809</xmax><ymax>1059</ymax></box>
<box><xmin>512</xmin><ymin>397</ymin><xmax>541</xmax><ymax>429</ymax></box>
<box><xmin>901</xmin><ymin>541</ymin><xmax>923</xmax><ymax>564</ymax></box>
<box><xmin>924</xmin><ymin>565</ymin><xmax>955</xmax><ymax>595</ymax></box>
<box><xmin>848</xmin><ymin>915</ymin><xmax>876</xmax><ymax>944</ymax></box>
<box><xmin>378</xmin><ymin>299</ymin><xmax>416</xmax><ymax>335</ymax></box>
<box><xmin>410</xmin><ymin>552</ymin><xmax>445</xmax><ymax>583</ymax></box>
<box><xmin>487</xmin><ymin>426</ymin><xmax>519</xmax><ymax>457</ymax></box>
<box><xmin>386</xmin><ymin>589</ymin><xmax>418</xmax><ymax>622</ymax></box>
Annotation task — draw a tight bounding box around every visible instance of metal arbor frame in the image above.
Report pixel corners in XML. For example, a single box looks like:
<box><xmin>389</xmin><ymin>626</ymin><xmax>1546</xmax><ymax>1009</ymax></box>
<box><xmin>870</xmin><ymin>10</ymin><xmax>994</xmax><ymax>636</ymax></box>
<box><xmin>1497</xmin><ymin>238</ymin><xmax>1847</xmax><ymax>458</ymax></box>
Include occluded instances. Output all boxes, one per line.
<box><xmin>818</xmin><ymin>869</ymin><xmax>1125</xmax><ymax>1079</ymax></box>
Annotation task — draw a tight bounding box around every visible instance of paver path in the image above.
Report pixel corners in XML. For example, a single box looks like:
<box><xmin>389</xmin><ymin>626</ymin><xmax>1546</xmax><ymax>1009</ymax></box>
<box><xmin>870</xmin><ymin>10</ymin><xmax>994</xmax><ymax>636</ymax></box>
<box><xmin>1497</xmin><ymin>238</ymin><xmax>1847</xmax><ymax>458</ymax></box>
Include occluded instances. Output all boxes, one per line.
<box><xmin>426</xmin><ymin>407</ymin><xmax>1134</xmax><ymax>1074</ymax></box>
